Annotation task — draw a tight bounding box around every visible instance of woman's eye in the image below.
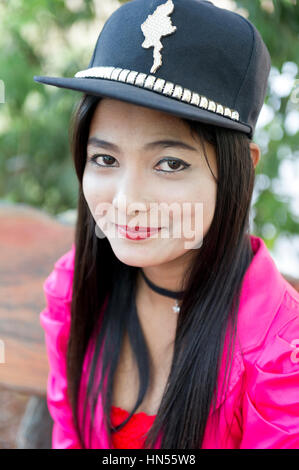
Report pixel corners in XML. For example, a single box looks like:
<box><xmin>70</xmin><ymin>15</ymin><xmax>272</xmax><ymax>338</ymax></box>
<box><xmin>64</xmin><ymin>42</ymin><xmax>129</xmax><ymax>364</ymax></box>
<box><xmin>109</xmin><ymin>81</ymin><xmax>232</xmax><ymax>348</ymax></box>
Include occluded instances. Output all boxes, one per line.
<box><xmin>88</xmin><ymin>154</ymin><xmax>190</xmax><ymax>174</ymax></box>
<box><xmin>156</xmin><ymin>158</ymin><xmax>189</xmax><ymax>173</ymax></box>
<box><xmin>89</xmin><ymin>154</ymin><xmax>117</xmax><ymax>167</ymax></box>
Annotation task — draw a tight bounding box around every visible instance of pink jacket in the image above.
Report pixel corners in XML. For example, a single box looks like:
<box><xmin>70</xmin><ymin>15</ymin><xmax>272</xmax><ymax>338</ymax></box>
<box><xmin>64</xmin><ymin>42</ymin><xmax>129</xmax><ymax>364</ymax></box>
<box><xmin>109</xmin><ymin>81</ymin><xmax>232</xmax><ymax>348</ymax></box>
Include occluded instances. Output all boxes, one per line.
<box><xmin>40</xmin><ymin>235</ymin><xmax>299</xmax><ymax>449</ymax></box>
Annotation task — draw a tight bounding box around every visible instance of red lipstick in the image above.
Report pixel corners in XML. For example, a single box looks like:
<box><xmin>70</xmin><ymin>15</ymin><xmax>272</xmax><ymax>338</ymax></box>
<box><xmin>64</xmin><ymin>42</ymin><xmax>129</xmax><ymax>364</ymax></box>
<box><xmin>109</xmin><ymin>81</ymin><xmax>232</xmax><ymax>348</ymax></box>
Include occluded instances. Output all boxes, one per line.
<box><xmin>115</xmin><ymin>224</ymin><xmax>162</xmax><ymax>240</ymax></box>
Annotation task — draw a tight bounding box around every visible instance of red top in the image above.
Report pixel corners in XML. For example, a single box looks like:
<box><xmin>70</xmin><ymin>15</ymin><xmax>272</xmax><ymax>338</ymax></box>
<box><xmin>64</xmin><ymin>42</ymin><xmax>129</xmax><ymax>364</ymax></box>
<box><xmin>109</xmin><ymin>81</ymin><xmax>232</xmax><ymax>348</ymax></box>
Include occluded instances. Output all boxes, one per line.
<box><xmin>111</xmin><ymin>405</ymin><xmax>157</xmax><ymax>449</ymax></box>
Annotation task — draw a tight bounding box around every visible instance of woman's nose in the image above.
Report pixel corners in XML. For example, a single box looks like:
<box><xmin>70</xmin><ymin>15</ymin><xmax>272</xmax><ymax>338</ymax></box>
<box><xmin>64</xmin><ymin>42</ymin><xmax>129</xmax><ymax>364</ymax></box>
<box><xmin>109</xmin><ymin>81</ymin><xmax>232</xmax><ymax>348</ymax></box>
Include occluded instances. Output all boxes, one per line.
<box><xmin>112</xmin><ymin>171</ymin><xmax>149</xmax><ymax>216</ymax></box>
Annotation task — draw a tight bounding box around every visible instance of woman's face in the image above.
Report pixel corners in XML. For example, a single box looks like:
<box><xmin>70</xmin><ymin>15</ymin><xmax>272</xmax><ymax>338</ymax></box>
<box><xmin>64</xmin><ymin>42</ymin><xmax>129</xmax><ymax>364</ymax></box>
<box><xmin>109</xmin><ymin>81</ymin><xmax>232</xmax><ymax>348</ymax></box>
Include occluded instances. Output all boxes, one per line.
<box><xmin>82</xmin><ymin>97</ymin><xmax>218</xmax><ymax>268</ymax></box>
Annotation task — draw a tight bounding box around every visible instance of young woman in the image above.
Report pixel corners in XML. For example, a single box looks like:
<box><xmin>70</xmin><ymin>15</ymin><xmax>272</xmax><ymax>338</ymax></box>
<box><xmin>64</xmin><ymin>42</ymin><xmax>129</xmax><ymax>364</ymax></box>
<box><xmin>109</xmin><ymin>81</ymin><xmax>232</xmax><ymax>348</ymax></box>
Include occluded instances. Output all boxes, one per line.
<box><xmin>35</xmin><ymin>0</ymin><xmax>299</xmax><ymax>449</ymax></box>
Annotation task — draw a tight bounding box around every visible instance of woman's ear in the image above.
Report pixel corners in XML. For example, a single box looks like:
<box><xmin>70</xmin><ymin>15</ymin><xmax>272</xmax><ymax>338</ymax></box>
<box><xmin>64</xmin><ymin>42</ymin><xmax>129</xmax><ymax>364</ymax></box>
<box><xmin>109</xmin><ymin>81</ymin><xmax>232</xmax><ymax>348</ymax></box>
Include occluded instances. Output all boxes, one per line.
<box><xmin>249</xmin><ymin>142</ymin><xmax>260</xmax><ymax>169</ymax></box>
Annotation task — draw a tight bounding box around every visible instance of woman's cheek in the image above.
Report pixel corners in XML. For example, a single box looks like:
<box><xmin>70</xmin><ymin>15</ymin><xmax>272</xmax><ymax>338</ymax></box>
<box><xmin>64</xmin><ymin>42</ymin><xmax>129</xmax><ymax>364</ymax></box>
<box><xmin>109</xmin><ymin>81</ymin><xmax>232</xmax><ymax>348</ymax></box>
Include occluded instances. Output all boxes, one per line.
<box><xmin>191</xmin><ymin>178</ymin><xmax>217</xmax><ymax>234</ymax></box>
<box><xmin>83</xmin><ymin>170</ymin><xmax>115</xmax><ymax>222</ymax></box>
<box><xmin>82</xmin><ymin>170</ymin><xmax>103</xmax><ymax>216</ymax></box>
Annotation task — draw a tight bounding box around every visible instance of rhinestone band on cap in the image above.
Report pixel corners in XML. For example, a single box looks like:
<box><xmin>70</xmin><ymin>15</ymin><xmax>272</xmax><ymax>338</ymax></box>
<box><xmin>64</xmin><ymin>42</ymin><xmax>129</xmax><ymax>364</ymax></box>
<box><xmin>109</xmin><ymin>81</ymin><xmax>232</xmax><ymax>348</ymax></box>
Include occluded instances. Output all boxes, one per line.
<box><xmin>74</xmin><ymin>66</ymin><xmax>240</xmax><ymax>122</ymax></box>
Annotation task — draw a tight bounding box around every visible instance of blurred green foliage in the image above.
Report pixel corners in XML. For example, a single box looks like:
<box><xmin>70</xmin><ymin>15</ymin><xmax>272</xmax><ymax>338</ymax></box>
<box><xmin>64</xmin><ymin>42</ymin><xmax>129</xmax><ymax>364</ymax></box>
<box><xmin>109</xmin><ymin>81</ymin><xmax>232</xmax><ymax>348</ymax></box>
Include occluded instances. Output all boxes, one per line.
<box><xmin>0</xmin><ymin>0</ymin><xmax>298</xmax><ymax>251</ymax></box>
<box><xmin>0</xmin><ymin>0</ymin><xmax>95</xmax><ymax>214</ymax></box>
<box><xmin>235</xmin><ymin>0</ymin><xmax>299</xmax><ymax>249</ymax></box>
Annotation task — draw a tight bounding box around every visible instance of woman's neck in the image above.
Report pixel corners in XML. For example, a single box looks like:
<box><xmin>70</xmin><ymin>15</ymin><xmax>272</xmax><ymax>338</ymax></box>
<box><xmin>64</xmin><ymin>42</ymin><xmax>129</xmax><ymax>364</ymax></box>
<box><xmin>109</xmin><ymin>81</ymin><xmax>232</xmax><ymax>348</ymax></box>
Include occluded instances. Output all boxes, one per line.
<box><xmin>135</xmin><ymin>270</ymin><xmax>179</xmax><ymax>363</ymax></box>
<box><xmin>136</xmin><ymin>270</ymin><xmax>178</xmax><ymax>313</ymax></box>
<box><xmin>135</xmin><ymin>252</ymin><xmax>193</xmax><ymax>315</ymax></box>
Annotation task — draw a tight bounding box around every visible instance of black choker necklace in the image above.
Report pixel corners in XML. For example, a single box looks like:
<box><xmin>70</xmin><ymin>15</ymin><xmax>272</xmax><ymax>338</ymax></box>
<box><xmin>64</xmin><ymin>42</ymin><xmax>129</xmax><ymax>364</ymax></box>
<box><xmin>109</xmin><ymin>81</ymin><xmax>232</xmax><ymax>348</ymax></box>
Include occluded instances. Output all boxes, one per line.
<box><xmin>140</xmin><ymin>269</ymin><xmax>185</xmax><ymax>314</ymax></box>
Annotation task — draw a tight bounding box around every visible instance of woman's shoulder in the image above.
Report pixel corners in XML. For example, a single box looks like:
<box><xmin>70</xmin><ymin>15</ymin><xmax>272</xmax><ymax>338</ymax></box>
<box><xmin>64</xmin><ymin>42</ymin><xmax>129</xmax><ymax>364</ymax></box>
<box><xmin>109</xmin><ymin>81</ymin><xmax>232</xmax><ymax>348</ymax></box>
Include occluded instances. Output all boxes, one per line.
<box><xmin>235</xmin><ymin>240</ymin><xmax>299</xmax><ymax>404</ymax></box>
<box><xmin>40</xmin><ymin>243</ymin><xmax>76</xmax><ymax>326</ymax></box>
<box><xmin>239</xmin><ymin>286</ymin><xmax>299</xmax><ymax>446</ymax></box>
<box><xmin>252</xmin><ymin>284</ymin><xmax>299</xmax><ymax>368</ymax></box>
<box><xmin>237</xmin><ymin>235</ymin><xmax>299</xmax><ymax>355</ymax></box>
<box><xmin>43</xmin><ymin>242</ymin><xmax>76</xmax><ymax>302</ymax></box>
<box><xmin>240</xmin><ymin>281</ymin><xmax>299</xmax><ymax>386</ymax></box>
<box><xmin>53</xmin><ymin>242</ymin><xmax>76</xmax><ymax>273</ymax></box>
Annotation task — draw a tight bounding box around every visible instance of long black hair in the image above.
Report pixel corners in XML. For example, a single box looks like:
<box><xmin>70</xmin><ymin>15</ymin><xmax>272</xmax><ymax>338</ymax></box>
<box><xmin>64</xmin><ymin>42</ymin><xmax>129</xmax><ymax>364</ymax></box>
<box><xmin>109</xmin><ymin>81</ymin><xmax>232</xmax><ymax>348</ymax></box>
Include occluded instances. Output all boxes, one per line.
<box><xmin>66</xmin><ymin>93</ymin><xmax>255</xmax><ymax>448</ymax></box>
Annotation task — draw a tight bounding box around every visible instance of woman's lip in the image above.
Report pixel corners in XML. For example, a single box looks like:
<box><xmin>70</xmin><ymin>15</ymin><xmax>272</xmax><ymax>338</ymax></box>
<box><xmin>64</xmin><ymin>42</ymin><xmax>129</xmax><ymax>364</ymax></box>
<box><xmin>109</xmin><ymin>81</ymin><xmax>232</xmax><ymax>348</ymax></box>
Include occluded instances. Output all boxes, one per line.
<box><xmin>115</xmin><ymin>224</ymin><xmax>161</xmax><ymax>233</ymax></box>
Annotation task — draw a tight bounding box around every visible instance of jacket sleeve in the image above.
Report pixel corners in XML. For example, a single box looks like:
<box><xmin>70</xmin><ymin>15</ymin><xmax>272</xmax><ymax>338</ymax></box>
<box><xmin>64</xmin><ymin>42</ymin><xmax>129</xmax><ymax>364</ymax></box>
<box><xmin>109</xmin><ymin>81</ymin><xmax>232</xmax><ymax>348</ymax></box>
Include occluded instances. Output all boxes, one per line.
<box><xmin>40</xmin><ymin>248</ymin><xmax>82</xmax><ymax>449</ymax></box>
<box><xmin>240</xmin><ymin>292</ymin><xmax>299</xmax><ymax>449</ymax></box>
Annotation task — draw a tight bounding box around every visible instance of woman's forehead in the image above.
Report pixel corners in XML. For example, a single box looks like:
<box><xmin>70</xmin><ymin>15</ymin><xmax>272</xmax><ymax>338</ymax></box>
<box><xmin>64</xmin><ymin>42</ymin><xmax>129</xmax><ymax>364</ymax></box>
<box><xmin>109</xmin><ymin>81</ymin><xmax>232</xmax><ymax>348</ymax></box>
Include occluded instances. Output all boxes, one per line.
<box><xmin>89</xmin><ymin>97</ymin><xmax>192</xmax><ymax>135</ymax></box>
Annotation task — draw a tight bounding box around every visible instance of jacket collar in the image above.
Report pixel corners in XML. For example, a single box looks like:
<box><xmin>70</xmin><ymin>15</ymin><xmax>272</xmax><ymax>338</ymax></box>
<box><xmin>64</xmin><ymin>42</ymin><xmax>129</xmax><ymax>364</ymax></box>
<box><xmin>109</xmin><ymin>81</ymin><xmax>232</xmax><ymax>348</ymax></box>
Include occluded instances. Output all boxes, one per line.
<box><xmin>212</xmin><ymin>234</ymin><xmax>287</xmax><ymax>410</ymax></box>
<box><xmin>236</xmin><ymin>234</ymin><xmax>287</xmax><ymax>353</ymax></box>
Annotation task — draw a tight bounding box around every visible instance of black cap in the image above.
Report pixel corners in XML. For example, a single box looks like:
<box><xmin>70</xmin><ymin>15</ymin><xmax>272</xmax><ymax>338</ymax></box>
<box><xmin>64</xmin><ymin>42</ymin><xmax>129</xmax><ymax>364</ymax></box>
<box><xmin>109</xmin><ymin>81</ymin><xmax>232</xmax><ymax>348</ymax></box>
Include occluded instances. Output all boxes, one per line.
<box><xmin>34</xmin><ymin>0</ymin><xmax>271</xmax><ymax>139</ymax></box>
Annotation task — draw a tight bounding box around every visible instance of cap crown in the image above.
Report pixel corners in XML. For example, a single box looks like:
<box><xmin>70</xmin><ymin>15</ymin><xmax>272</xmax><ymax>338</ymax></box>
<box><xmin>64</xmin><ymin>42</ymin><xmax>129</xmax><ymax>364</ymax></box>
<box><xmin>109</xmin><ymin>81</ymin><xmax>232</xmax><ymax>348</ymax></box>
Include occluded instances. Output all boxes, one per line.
<box><xmin>86</xmin><ymin>0</ymin><xmax>271</xmax><ymax>138</ymax></box>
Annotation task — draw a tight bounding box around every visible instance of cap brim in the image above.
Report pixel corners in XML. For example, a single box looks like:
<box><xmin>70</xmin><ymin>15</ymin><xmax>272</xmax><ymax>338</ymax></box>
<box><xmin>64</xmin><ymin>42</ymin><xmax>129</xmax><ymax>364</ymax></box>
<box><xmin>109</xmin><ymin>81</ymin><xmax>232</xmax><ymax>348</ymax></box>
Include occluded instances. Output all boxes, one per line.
<box><xmin>33</xmin><ymin>75</ymin><xmax>252</xmax><ymax>135</ymax></box>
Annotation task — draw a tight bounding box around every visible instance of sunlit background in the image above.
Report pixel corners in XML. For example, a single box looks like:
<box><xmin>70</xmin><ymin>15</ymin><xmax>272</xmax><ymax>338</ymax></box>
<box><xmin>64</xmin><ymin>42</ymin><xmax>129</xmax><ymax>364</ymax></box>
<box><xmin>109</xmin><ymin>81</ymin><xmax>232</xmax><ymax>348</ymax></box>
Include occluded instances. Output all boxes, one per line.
<box><xmin>0</xmin><ymin>0</ymin><xmax>298</xmax><ymax>276</ymax></box>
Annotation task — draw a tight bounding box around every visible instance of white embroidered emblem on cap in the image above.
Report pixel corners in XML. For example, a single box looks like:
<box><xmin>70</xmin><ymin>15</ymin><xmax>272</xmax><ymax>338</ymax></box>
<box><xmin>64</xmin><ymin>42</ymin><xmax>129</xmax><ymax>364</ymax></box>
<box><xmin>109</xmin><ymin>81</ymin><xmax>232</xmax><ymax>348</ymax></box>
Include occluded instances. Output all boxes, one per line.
<box><xmin>141</xmin><ymin>0</ymin><xmax>177</xmax><ymax>74</ymax></box>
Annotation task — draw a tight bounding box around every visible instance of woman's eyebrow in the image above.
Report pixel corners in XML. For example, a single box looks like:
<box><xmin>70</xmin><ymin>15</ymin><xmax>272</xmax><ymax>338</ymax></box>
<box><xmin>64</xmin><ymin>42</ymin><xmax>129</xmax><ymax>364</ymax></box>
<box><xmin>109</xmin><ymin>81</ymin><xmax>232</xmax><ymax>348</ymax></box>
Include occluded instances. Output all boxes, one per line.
<box><xmin>87</xmin><ymin>137</ymin><xmax>198</xmax><ymax>153</ymax></box>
